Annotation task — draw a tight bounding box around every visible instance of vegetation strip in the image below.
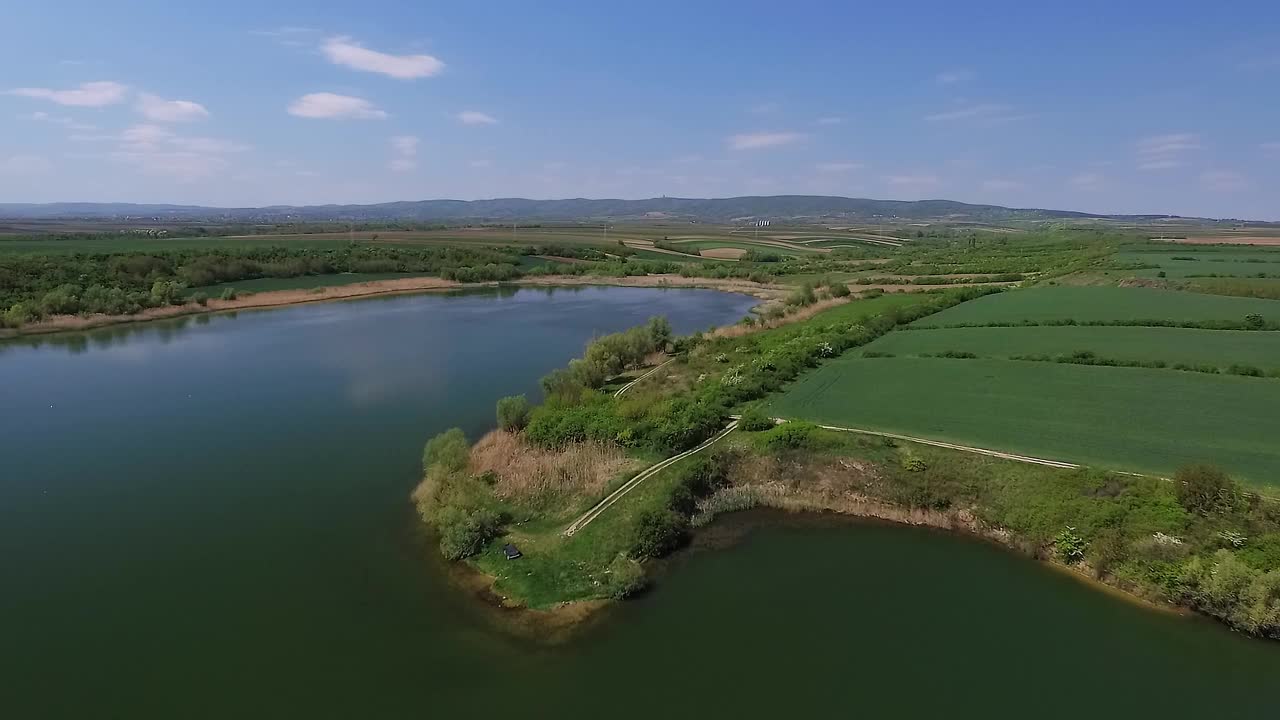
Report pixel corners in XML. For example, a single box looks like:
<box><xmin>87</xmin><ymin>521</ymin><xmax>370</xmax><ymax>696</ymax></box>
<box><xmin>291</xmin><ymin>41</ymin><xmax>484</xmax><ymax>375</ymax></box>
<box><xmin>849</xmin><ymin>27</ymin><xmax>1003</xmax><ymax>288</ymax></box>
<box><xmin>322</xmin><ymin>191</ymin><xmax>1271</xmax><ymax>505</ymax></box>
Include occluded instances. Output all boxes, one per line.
<box><xmin>563</xmin><ymin>420</ymin><xmax>739</xmax><ymax>536</ymax></box>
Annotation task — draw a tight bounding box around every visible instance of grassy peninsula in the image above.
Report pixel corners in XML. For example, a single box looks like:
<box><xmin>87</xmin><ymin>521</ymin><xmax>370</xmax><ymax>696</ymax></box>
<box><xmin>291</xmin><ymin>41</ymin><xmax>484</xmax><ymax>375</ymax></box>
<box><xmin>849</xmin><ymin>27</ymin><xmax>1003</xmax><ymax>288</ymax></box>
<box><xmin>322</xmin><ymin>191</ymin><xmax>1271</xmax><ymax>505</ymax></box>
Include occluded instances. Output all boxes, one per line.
<box><xmin>414</xmin><ymin>274</ymin><xmax>1280</xmax><ymax>639</ymax></box>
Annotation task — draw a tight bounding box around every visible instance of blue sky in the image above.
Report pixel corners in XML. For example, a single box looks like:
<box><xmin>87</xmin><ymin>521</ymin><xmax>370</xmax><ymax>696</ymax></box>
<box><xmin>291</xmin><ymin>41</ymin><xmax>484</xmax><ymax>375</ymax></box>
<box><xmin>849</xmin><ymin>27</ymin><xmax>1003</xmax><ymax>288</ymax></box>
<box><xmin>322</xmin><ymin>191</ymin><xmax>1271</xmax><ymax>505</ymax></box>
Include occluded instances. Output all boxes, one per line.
<box><xmin>2</xmin><ymin>1</ymin><xmax>1278</xmax><ymax>218</ymax></box>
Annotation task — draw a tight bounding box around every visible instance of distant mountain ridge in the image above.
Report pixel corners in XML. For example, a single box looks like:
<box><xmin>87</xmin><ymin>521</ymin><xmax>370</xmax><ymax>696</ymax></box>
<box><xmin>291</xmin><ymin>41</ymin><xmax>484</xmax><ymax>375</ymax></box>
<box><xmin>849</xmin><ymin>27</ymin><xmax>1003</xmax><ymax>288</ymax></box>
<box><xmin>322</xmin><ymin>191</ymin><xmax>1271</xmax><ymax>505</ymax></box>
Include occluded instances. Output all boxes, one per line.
<box><xmin>0</xmin><ymin>196</ymin><xmax>1232</xmax><ymax>223</ymax></box>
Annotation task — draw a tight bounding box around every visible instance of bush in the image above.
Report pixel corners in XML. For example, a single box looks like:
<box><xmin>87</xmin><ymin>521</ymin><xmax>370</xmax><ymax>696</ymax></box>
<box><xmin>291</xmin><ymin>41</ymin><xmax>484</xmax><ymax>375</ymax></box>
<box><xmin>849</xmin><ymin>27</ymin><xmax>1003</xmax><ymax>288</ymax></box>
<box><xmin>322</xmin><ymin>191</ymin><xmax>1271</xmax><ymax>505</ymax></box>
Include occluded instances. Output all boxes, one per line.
<box><xmin>1175</xmin><ymin>464</ymin><xmax>1241</xmax><ymax>516</ymax></box>
<box><xmin>1055</xmin><ymin>526</ymin><xmax>1088</xmax><ymax>563</ymax></box>
<box><xmin>785</xmin><ymin>283</ymin><xmax>816</xmax><ymax>307</ymax></box>
<box><xmin>902</xmin><ymin>457</ymin><xmax>928</xmax><ymax>472</ymax></box>
<box><xmin>829</xmin><ymin>282</ymin><xmax>851</xmax><ymax>298</ymax></box>
<box><xmin>762</xmin><ymin>421</ymin><xmax>818</xmax><ymax>450</ymax></box>
<box><xmin>220</xmin><ymin>287</ymin><xmax>238</xmax><ymax>301</ymax></box>
<box><xmin>1244</xmin><ymin>313</ymin><xmax>1265</xmax><ymax>330</ymax></box>
<box><xmin>191</xmin><ymin>292</ymin><xmax>209</xmax><ymax>306</ymax></box>
<box><xmin>496</xmin><ymin>395</ymin><xmax>532</xmax><ymax>432</ymax></box>
<box><xmin>436</xmin><ymin>504</ymin><xmax>501</xmax><ymax>561</ymax></box>
<box><xmin>737</xmin><ymin>404</ymin><xmax>775</xmax><ymax>432</ymax></box>
<box><xmin>423</xmin><ymin>428</ymin><xmax>470</xmax><ymax>474</ymax></box>
<box><xmin>630</xmin><ymin>509</ymin><xmax>690</xmax><ymax>559</ymax></box>
<box><xmin>604</xmin><ymin>553</ymin><xmax>648</xmax><ymax>598</ymax></box>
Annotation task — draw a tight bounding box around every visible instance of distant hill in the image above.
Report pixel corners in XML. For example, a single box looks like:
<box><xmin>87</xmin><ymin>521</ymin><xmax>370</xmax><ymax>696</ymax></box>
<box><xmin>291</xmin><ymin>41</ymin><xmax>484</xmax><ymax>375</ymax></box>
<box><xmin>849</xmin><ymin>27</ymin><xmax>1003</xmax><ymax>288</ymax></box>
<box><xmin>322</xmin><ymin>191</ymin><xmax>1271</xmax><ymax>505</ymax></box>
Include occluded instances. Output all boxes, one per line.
<box><xmin>0</xmin><ymin>196</ymin><xmax>1234</xmax><ymax>224</ymax></box>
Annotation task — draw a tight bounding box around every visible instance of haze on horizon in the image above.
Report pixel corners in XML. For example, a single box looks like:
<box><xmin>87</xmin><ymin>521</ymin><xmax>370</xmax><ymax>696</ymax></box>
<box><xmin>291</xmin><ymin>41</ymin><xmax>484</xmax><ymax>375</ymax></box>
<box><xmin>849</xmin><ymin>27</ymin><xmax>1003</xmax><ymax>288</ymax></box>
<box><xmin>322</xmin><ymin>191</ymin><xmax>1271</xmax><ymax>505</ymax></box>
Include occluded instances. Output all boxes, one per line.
<box><xmin>2</xmin><ymin>1</ymin><xmax>1277</xmax><ymax>220</ymax></box>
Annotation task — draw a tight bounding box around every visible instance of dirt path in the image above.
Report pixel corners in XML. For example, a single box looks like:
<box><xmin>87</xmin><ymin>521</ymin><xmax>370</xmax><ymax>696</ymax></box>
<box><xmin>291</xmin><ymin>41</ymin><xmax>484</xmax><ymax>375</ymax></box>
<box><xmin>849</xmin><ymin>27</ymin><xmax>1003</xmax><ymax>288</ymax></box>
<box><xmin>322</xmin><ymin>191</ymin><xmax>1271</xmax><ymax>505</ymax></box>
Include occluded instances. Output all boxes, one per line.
<box><xmin>614</xmin><ymin>358</ymin><xmax>675</xmax><ymax>398</ymax></box>
<box><xmin>563</xmin><ymin>421</ymin><xmax>739</xmax><ymax>536</ymax></box>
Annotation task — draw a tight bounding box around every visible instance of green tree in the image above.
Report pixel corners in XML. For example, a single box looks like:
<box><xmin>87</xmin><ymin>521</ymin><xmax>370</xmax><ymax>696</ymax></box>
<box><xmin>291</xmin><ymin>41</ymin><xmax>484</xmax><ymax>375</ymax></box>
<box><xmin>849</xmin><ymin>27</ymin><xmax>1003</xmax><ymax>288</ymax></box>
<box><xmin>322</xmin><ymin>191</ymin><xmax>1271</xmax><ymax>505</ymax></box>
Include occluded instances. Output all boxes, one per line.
<box><xmin>422</xmin><ymin>428</ymin><xmax>470</xmax><ymax>475</ymax></box>
<box><xmin>630</xmin><ymin>509</ymin><xmax>689</xmax><ymax>559</ymax></box>
<box><xmin>496</xmin><ymin>395</ymin><xmax>532</xmax><ymax>432</ymax></box>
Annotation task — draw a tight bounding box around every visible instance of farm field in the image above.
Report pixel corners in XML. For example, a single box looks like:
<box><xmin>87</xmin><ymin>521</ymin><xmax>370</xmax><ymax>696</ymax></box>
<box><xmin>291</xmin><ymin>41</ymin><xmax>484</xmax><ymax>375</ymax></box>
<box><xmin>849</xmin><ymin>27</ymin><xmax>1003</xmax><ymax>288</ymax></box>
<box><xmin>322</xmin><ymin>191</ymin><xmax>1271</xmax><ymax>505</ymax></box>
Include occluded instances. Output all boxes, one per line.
<box><xmin>670</xmin><ymin>239</ymin><xmax>818</xmax><ymax>256</ymax></box>
<box><xmin>912</xmin><ymin>286</ymin><xmax>1280</xmax><ymax>326</ymax></box>
<box><xmin>768</xmin><ymin>357</ymin><xmax>1280</xmax><ymax>487</ymax></box>
<box><xmin>866</xmin><ymin>325</ymin><xmax>1280</xmax><ymax>370</ymax></box>
<box><xmin>1115</xmin><ymin>251</ymin><xmax>1280</xmax><ymax>279</ymax></box>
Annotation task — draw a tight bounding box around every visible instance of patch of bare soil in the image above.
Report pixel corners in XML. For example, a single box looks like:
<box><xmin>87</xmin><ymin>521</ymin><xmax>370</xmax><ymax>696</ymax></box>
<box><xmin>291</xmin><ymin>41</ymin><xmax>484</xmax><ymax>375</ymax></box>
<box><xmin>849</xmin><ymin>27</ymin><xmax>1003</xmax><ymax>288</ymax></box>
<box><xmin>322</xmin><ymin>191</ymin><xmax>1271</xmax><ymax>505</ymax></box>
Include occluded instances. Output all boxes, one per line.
<box><xmin>1177</xmin><ymin>236</ymin><xmax>1280</xmax><ymax>246</ymax></box>
<box><xmin>699</xmin><ymin>247</ymin><xmax>748</xmax><ymax>259</ymax></box>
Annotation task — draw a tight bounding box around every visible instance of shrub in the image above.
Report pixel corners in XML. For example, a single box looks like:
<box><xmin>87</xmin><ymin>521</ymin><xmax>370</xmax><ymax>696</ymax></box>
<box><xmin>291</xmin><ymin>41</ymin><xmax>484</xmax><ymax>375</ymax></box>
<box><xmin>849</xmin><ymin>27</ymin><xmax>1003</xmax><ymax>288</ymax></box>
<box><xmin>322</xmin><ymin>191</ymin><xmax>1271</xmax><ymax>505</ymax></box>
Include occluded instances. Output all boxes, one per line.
<box><xmin>1054</xmin><ymin>526</ymin><xmax>1088</xmax><ymax>563</ymax></box>
<box><xmin>902</xmin><ymin>457</ymin><xmax>928</xmax><ymax>472</ymax></box>
<box><xmin>785</xmin><ymin>283</ymin><xmax>816</xmax><ymax>307</ymax></box>
<box><xmin>829</xmin><ymin>283</ymin><xmax>851</xmax><ymax>298</ymax></box>
<box><xmin>1227</xmin><ymin>364</ymin><xmax>1263</xmax><ymax>377</ymax></box>
<box><xmin>423</xmin><ymin>428</ymin><xmax>470</xmax><ymax>474</ymax></box>
<box><xmin>630</xmin><ymin>508</ymin><xmax>690</xmax><ymax>559</ymax></box>
<box><xmin>220</xmin><ymin>287</ymin><xmax>238</xmax><ymax>301</ymax></box>
<box><xmin>737</xmin><ymin>404</ymin><xmax>775</xmax><ymax>432</ymax></box>
<box><xmin>435</xmin><ymin>504</ymin><xmax>501</xmax><ymax>561</ymax></box>
<box><xmin>1175</xmin><ymin>464</ymin><xmax>1241</xmax><ymax>516</ymax></box>
<box><xmin>762</xmin><ymin>421</ymin><xmax>818</xmax><ymax>450</ymax></box>
<box><xmin>191</xmin><ymin>292</ymin><xmax>209</xmax><ymax>306</ymax></box>
<box><xmin>1244</xmin><ymin>313</ymin><xmax>1265</xmax><ymax>330</ymax></box>
<box><xmin>4</xmin><ymin>301</ymin><xmax>42</xmax><ymax>328</ymax></box>
<box><xmin>496</xmin><ymin>395</ymin><xmax>532</xmax><ymax>432</ymax></box>
<box><xmin>604</xmin><ymin>553</ymin><xmax>648</xmax><ymax>598</ymax></box>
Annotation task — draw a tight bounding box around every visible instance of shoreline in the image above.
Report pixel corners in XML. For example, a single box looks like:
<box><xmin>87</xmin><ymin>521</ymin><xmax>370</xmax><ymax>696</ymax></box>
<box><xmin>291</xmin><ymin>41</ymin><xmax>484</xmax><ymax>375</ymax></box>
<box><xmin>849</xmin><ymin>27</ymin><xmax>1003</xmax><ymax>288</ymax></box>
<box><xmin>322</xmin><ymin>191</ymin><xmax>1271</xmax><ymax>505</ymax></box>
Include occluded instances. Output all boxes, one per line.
<box><xmin>0</xmin><ymin>273</ymin><xmax>783</xmax><ymax>339</ymax></box>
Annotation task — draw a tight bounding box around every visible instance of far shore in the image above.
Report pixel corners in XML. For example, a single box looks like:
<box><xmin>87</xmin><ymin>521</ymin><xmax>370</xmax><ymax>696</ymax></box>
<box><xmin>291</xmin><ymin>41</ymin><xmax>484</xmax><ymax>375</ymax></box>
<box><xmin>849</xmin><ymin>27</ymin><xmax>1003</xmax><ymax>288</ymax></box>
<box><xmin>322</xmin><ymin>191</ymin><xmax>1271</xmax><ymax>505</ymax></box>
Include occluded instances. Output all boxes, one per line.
<box><xmin>0</xmin><ymin>273</ymin><xmax>791</xmax><ymax>339</ymax></box>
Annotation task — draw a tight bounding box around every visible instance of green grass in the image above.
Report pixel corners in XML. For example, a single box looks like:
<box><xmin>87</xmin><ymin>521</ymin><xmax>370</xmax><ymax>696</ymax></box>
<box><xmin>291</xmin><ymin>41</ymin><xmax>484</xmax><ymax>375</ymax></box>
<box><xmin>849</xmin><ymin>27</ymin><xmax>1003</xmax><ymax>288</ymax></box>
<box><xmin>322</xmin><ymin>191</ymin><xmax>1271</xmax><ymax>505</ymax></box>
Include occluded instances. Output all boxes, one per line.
<box><xmin>670</xmin><ymin>239</ymin><xmax>817</xmax><ymax>256</ymax></box>
<box><xmin>913</xmin><ymin>286</ymin><xmax>1280</xmax><ymax>326</ymax></box>
<box><xmin>768</xmin><ymin>356</ymin><xmax>1280</xmax><ymax>488</ymax></box>
<box><xmin>867</xmin><ymin>325</ymin><xmax>1280</xmax><ymax>369</ymax></box>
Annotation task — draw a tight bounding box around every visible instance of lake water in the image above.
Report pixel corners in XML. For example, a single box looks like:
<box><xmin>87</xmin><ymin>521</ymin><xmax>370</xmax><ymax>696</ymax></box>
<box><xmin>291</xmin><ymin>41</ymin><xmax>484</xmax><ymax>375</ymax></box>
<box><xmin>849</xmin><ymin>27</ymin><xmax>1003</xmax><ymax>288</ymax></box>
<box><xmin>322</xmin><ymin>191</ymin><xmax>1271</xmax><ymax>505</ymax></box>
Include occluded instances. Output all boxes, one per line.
<box><xmin>3</xmin><ymin>286</ymin><xmax>1278</xmax><ymax>719</ymax></box>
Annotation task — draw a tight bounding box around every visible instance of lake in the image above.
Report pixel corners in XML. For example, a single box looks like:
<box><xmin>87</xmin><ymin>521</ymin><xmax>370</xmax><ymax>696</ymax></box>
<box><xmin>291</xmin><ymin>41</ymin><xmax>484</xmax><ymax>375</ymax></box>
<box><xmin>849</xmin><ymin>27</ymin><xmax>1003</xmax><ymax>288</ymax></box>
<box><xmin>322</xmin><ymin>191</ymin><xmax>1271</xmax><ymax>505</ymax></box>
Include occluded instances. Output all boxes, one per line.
<box><xmin>2</xmin><ymin>286</ymin><xmax>1278</xmax><ymax>719</ymax></box>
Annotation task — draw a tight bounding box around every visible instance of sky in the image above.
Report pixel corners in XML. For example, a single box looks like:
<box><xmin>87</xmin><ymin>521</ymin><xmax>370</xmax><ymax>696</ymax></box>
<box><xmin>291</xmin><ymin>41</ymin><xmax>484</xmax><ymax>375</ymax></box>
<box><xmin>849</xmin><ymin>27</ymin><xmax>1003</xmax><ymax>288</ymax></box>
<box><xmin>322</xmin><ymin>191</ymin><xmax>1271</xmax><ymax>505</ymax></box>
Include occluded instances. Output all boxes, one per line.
<box><xmin>1</xmin><ymin>1</ymin><xmax>1278</xmax><ymax>218</ymax></box>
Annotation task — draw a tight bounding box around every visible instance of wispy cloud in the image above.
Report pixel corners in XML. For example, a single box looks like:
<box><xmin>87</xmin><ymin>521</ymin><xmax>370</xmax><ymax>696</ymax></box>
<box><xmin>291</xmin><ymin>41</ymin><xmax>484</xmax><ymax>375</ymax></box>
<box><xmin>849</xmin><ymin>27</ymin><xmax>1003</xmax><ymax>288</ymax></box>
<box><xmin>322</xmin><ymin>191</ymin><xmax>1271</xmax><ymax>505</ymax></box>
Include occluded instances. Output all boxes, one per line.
<box><xmin>0</xmin><ymin>154</ymin><xmax>53</xmax><ymax>174</ymax></box>
<box><xmin>136</xmin><ymin>93</ymin><xmax>209</xmax><ymax>122</ymax></box>
<box><xmin>727</xmin><ymin>131</ymin><xmax>804</xmax><ymax>150</ymax></box>
<box><xmin>1200</xmin><ymin>170</ymin><xmax>1249</xmax><ymax>192</ymax></box>
<box><xmin>815</xmin><ymin>162</ymin><xmax>863</xmax><ymax>173</ymax></box>
<box><xmin>389</xmin><ymin>135</ymin><xmax>419</xmax><ymax>172</ymax></box>
<box><xmin>73</xmin><ymin>123</ymin><xmax>248</xmax><ymax>181</ymax></box>
<box><xmin>815</xmin><ymin>116</ymin><xmax>844</xmax><ymax>125</ymax></box>
<box><xmin>23</xmin><ymin>111</ymin><xmax>96</xmax><ymax>132</ymax></box>
<box><xmin>251</xmin><ymin>26</ymin><xmax>320</xmax><ymax>48</ymax></box>
<box><xmin>981</xmin><ymin>179</ymin><xmax>1024</xmax><ymax>192</ymax></box>
<box><xmin>1136</xmin><ymin>132</ymin><xmax>1200</xmax><ymax>170</ymax></box>
<box><xmin>1069</xmin><ymin>172</ymin><xmax>1104</xmax><ymax>190</ymax></box>
<box><xmin>924</xmin><ymin>102</ymin><xmax>1028</xmax><ymax>124</ymax></box>
<box><xmin>749</xmin><ymin>102</ymin><xmax>779</xmax><ymax>114</ymax></box>
<box><xmin>456</xmin><ymin>110</ymin><xmax>498</xmax><ymax>125</ymax></box>
<box><xmin>288</xmin><ymin>93</ymin><xmax>386</xmax><ymax>119</ymax></box>
<box><xmin>935</xmin><ymin>69</ymin><xmax>975</xmax><ymax>85</ymax></box>
<box><xmin>321</xmin><ymin>36</ymin><xmax>444</xmax><ymax>79</ymax></box>
<box><xmin>7</xmin><ymin>81</ymin><xmax>127</xmax><ymax>107</ymax></box>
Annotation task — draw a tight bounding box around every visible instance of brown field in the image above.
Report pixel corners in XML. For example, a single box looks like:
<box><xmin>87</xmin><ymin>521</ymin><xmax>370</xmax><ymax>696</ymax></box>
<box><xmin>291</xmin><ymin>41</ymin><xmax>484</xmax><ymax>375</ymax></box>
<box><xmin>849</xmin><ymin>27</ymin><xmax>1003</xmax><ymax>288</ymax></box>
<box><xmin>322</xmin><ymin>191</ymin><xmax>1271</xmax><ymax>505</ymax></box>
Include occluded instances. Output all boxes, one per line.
<box><xmin>1176</xmin><ymin>236</ymin><xmax>1280</xmax><ymax>246</ymax></box>
<box><xmin>699</xmin><ymin>247</ymin><xmax>748</xmax><ymax>259</ymax></box>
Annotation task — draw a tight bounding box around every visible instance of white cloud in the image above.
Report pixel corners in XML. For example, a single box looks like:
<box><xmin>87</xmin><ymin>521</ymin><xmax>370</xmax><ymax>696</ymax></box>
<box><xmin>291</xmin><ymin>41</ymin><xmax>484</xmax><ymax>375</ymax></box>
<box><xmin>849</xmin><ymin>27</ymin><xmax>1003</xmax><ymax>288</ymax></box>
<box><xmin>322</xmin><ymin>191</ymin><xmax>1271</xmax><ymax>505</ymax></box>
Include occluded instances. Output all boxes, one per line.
<box><xmin>74</xmin><ymin>123</ymin><xmax>247</xmax><ymax>181</ymax></box>
<box><xmin>981</xmin><ymin>179</ymin><xmax>1024</xmax><ymax>192</ymax></box>
<box><xmin>321</xmin><ymin>36</ymin><xmax>444</xmax><ymax>79</ymax></box>
<box><xmin>1136</xmin><ymin>132</ymin><xmax>1199</xmax><ymax>170</ymax></box>
<box><xmin>728</xmin><ymin>131</ymin><xmax>804</xmax><ymax>150</ymax></box>
<box><xmin>885</xmin><ymin>173</ymin><xmax>940</xmax><ymax>187</ymax></box>
<box><xmin>815</xmin><ymin>116</ymin><xmax>844</xmax><ymax>125</ymax></box>
<box><xmin>925</xmin><ymin>102</ymin><xmax>1027</xmax><ymax>123</ymax></box>
<box><xmin>1200</xmin><ymin>170</ymin><xmax>1249</xmax><ymax>192</ymax></box>
<box><xmin>136</xmin><ymin>93</ymin><xmax>209</xmax><ymax>122</ymax></box>
<box><xmin>8</xmin><ymin>81</ymin><xmax>127</xmax><ymax>107</ymax></box>
<box><xmin>0</xmin><ymin>154</ymin><xmax>53</xmax><ymax>174</ymax></box>
<box><xmin>456</xmin><ymin>110</ymin><xmax>498</xmax><ymax>125</ymax></box>
<box><xmin>815</xmin><ymin>162</ymin><xmax>864</xmax><ymax>173</ymax></box>
<box><xmin>389</xmin><ymin>135</ymin><xmax>419</xmax><ymax>172</ymax></box>
<box><xmin>23</xmin><ymin>111</ymin><xmax>96</xmax><ymax>132</ymax></box>
<box><xmin>1069</xmin><ymin>172</ymin><xmax>1104</xmax><ymax>190</ymax></box>
<box><xmin>288</xmin><ymin>93</ymin><xmax>386</xmax><ymax>119</ymax></box>
<box><xmin>935</xmin><ymin>69</ymin><xmax>975</xmax><ymax>85</ymax></box>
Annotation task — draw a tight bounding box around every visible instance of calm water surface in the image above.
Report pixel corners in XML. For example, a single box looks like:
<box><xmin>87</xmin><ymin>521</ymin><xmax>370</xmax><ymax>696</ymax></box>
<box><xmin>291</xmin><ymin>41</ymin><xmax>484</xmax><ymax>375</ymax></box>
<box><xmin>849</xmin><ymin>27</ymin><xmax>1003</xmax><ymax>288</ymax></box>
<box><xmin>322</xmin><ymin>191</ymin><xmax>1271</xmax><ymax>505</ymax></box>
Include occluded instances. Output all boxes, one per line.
<box><xmin>2</xmin><ymin>286</ymin><xmax>1278</xmax><ymax>719</ymax></box>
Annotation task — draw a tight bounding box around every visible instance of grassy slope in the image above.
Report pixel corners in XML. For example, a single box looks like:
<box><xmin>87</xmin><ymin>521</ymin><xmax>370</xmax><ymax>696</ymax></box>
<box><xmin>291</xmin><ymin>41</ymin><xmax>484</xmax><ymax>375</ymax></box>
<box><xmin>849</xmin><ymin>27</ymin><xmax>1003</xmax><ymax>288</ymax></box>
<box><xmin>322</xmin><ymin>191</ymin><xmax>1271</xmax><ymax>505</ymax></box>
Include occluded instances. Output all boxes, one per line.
<box><xmin>866</xmin><ymin>325</ymin><xmax>1280</xmax><ymax>369</ymax></box>
<box><xmin>768</xmin><ymin>356</ymin><xmax>1280</xmax><ymax>487</ymax></box>
<box><xmin>912</xmin><ymin>286</ymin><xmax>1280</xmax><ymax>326</ymax></box>
<box><xmin>1116</xmin><ymin>252</ymin><xmax>1280</xmax><ymax>279</ymax></box>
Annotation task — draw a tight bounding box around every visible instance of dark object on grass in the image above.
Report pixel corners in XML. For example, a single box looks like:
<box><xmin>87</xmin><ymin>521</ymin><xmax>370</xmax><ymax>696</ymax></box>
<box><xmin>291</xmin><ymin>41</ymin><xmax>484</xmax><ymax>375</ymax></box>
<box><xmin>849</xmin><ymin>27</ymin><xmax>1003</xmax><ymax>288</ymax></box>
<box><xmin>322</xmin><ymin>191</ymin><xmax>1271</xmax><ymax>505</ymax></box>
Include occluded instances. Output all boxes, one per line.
<box><xmin>503</xmin><ymin>543</ymin><xmax>523</xmax><ymax>560</ymax></box>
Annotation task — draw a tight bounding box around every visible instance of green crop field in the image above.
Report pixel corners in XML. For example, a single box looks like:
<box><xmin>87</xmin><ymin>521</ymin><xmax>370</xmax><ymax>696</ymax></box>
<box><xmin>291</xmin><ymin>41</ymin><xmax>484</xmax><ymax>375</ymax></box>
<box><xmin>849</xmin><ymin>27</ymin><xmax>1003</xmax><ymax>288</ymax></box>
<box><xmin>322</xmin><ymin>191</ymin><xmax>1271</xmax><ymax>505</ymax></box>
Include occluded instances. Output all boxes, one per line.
<box><xmin>768</xmin><ymin>356</ymin><xmax>1280</xmax><ymax>487</ymax></box>
<box><xmin>867</xmin><ymin>325</ymin><xmax>1280</xmax><ymax>370</ymax></box>
<box><xmin>1115</xmin><ymin>251</ymin><xmax>1280</xmax><ymax>279</ymax></box>
<box><xmin>912</xmin><ymin>286</ymin><xmax>1280</xmax><ymax>326</ymax></box>
<box><xmin>669</xmin><ymin>239</ymin><xmax>819</xmax><ymax>256</ymax></box>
